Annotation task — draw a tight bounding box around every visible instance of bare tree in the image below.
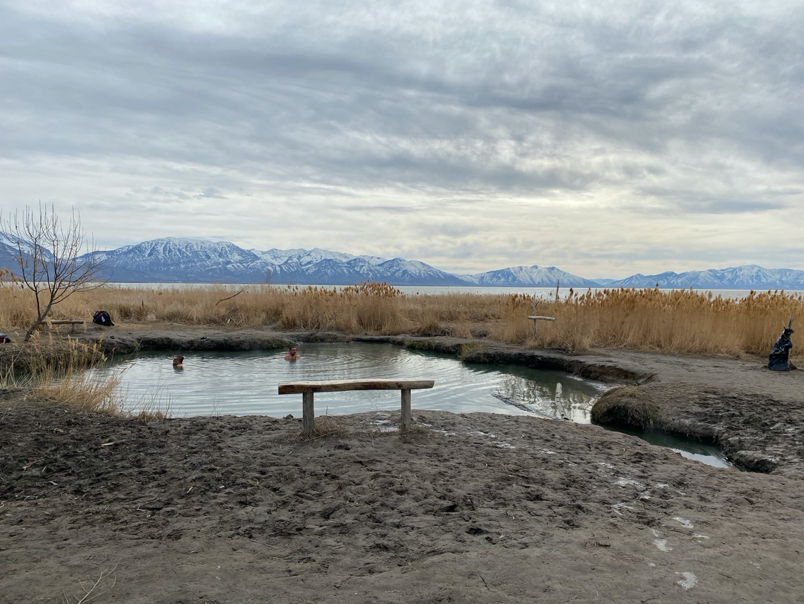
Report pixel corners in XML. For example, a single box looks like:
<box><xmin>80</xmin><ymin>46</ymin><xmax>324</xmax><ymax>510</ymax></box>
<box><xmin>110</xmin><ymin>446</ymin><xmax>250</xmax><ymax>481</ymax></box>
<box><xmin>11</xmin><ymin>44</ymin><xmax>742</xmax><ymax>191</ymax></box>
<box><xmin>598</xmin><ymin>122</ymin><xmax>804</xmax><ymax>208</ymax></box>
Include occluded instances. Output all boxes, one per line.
<box><xmin>0</xmin><ymin>204</ymin><xmax>103</xmax><ymax>341</ymax></box>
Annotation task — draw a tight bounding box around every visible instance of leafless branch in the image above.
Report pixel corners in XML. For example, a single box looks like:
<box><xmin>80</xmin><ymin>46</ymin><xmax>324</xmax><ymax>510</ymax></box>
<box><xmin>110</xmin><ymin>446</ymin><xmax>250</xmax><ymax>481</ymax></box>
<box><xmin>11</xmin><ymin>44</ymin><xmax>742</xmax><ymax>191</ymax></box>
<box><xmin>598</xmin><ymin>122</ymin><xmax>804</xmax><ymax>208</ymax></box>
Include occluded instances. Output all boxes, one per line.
<box><xmin>0</xmin><ymin>204</ymin><xmax>105</xmax><ymax>340</ymax></box>
<box><xmin>215</xmin><ymin>289</ymin><xmax>244</xmax><ymax>306</ymax></box>
<box><xmin>62</xmin><ymin>564</ymin><xmax>118</xmax><ymax>604</ymax></box>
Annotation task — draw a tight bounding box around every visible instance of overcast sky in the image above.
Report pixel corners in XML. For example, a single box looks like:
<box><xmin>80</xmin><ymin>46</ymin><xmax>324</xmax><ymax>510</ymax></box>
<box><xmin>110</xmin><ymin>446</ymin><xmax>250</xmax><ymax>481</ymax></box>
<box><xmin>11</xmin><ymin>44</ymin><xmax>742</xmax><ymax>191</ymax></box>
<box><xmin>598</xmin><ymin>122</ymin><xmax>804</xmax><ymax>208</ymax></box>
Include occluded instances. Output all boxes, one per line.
<box><xmin>1</xmin><ymin>1</ymin><xmax>803</xmax><ymax>277</ymax></box>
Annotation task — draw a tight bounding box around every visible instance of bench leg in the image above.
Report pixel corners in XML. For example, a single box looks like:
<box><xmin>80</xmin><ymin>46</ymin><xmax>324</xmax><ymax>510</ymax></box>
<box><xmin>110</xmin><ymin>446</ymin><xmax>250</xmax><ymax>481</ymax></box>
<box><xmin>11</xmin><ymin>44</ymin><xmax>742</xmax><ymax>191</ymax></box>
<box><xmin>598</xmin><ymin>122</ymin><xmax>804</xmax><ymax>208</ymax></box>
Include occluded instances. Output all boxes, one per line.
<box><xmin>400</xmin><ymin>389</ymin><xmax>411</xmax><ymax>432</ymax></box>
<box><xmin>302</xmin><ymin>391</ymin><xmax>315</xmax><ymax>436</ymax></box>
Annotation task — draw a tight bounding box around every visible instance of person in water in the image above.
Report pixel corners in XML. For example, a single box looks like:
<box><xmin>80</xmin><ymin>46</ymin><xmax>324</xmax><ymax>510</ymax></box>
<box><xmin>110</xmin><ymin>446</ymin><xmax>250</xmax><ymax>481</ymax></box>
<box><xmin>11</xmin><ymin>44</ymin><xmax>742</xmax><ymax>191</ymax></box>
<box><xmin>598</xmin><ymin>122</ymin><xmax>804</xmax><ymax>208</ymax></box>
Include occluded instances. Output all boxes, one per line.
<box><xmin>173</xmin><ymin>355</ymin><xmax>184</xmax><ymax>369</ymax></box>
<box><xmin>284</xmin><ymin>346</ymin><xmax>299</xmax><ymax>361</ymax></box>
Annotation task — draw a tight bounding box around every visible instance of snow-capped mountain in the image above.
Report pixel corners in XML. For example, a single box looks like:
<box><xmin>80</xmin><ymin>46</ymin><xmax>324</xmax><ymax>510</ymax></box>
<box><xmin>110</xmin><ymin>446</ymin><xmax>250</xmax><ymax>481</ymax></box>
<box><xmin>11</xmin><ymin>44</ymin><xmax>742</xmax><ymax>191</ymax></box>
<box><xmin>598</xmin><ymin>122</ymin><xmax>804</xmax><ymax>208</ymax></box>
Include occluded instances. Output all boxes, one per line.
<box><xmin>254</xmin><ymin>247</ymin><xmax>360</xmax><ymax>266</ymax></box>
<box><xmin>79</xmin><ymin>238</ymin><xmax>473</xmax><ymax>285</ymax></box>
<box><xmin>0</xmin><ymin>230</ymin><xmax>54</xmax><ymax>274</ymax></box>
<box><xmin>88</xmin><ymin>238</ymin><xmax>266</xmax><ymax>282</ymax></box>
<box><xmin>463</xmin><ymin>265</ymin><xmax>600</xmax><ymax>288</ymax></box>
<box><xmin>81</xmin><ymin>237</ymin><xmax>593</xmax><ymax>285</ymax></box>
<box><xmin>3</xmin><ymin>234</ymin><xmax>804</xmax><ymax>289</ymax></box>
<box><xmin>607</xmin><ymin>265</ymin><xmax>804</xmax><ymax>290</ymax></box>
<box><xmin>0</xmin><ymin>236</ymin><xmax>19</xmax><ymax>272</ymax></box>
<box><xmin>375</xmin><ymin>258</ymin><xmax>467</xmax><ymax>286</ymax></box>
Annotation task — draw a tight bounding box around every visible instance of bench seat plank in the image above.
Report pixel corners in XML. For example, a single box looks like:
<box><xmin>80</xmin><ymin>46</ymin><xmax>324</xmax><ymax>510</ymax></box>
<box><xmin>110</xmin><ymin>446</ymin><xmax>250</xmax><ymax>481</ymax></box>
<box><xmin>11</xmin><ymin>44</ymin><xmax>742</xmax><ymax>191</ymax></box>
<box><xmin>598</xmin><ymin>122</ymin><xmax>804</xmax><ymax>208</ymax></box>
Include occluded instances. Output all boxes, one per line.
<box><xmin>278</xmin><ymin>379</ymin><xmax>434</xmax><ymax>395</ymax></box>
<box><xmin>45</xmin><ymin>319</ymin><xmax>87</xmax><ymax>332</ymax></box>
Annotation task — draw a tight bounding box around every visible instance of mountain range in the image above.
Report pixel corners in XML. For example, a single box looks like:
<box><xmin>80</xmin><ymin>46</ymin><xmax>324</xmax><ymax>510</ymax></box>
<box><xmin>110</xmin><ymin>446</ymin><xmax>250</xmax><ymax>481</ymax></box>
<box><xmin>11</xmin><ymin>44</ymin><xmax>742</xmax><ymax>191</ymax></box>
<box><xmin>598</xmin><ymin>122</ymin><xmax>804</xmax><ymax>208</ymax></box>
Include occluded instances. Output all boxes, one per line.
<box><xmin>2</xmin><ymin>235</ymin><xmax>804</xmax><ymax>290</ymax></box>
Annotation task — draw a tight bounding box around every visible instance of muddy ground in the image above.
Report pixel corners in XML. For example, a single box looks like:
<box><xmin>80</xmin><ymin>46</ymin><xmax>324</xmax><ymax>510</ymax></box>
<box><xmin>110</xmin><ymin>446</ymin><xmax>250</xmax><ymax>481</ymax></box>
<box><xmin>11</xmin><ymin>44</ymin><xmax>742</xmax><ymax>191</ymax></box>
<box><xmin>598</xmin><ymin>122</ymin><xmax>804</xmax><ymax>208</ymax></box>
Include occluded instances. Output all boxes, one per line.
<box><xmin>2</xmin><ymin>325</ymin><xmax>804</xmax><ymax>603</ymax></box>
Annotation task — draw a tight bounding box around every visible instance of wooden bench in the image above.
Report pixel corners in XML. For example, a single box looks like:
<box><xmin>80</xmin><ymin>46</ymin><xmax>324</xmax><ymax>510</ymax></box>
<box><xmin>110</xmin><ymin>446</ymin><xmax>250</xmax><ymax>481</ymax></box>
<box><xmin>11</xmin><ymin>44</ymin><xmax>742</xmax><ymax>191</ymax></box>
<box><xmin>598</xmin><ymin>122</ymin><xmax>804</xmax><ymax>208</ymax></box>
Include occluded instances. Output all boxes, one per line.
<box><xmin>45</xmin><ymin>319</ymin><xmax>87</xmax><ymax>333</ymax></box>
<box><xmin>278</xmin><ymin>379</ymin><xmax>435</xmax><ymax>436</ymax></box>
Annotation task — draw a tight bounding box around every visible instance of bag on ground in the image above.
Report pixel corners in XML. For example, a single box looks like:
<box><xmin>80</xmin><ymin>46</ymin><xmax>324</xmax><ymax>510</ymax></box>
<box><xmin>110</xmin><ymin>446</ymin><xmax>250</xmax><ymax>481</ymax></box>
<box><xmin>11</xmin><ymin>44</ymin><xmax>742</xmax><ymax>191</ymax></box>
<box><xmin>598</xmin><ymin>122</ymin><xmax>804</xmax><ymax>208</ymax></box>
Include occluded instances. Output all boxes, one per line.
<box><xmin>92</xmin><ymin>310</ymin><xmax>114</xmax><ymax>327</ymax></box>
<box><xmin>768</xmin><ymin>327</ymin><xmax>794</xmax><ymax>371</ymax></box>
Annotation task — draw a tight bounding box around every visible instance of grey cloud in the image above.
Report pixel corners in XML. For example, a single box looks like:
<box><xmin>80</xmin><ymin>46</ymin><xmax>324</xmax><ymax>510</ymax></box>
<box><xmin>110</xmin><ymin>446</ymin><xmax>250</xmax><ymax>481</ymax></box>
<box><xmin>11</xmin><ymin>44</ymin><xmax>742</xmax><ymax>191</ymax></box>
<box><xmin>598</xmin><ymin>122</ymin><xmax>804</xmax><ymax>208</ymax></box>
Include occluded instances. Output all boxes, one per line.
<box><xmin>4</xmin><ymin>2</ymin><xmax>802</xmax><ymax>183</ymax></box>
<box><xmin>676</xmin><ymin>199</ymin><xmax>787</xmax><ymax>214</ymax></box>
<box><xmin>149</xmin><ymin>187</ymin><xmax>191</xmax><ymax>200</ymax></box>
<box><xmin>2</xmin><ymin>1</ymin><xmax>804</xmax><ymax>273</ymax></box>
<box><xmin>198</xmin><ymin>187</ymin><xmax>226</xmax><ymax>199</ymax></box>
<box><xmin>581</xmin><ymin>244</ymin><xmax>804</xmax><ymax>269</ymax></box>
<box><xmin>338</xmin><ymin>205</ymin><xmax>417</xmax><ymax>213</ymax></box>
<box><xmin>636</xmin><ymin>186</ymin><xmax>791</xmax><ymax>214</ymax></box>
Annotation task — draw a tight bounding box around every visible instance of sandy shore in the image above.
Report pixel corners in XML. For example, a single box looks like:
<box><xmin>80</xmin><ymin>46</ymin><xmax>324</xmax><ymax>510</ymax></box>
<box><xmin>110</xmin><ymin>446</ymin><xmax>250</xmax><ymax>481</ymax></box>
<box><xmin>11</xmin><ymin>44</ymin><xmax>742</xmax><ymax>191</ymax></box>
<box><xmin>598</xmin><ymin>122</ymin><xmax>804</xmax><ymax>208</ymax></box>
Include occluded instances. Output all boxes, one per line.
<box><xmin>2</xmin><ymin>325</ymin><xmax>804</xmax><ymax>602</ymax></box>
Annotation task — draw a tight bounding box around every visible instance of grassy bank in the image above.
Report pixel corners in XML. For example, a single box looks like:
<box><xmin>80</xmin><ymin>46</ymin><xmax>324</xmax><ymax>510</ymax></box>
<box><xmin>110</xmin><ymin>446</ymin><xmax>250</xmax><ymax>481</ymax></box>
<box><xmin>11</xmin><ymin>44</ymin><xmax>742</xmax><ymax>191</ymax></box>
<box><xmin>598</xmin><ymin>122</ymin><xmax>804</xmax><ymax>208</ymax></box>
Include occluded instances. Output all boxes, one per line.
<box><xmin>1</xmin><ymin>282</ymin><xmax>802</xmax><ymax>359</ymax></box>
<box><xmin>0</xmin><ymin>336</ymin><xmax>168</xmax><ymax>419</ymax></box>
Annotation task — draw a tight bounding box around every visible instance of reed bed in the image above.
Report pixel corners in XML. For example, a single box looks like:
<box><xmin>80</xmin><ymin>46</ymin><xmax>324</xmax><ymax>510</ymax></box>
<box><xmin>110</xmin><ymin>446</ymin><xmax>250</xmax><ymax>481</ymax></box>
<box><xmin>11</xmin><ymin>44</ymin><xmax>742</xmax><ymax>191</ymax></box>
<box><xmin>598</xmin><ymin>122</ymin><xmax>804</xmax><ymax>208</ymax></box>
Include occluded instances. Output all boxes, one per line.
<box><xmin>1</xmin><ymin>282</ymin><xmax>802</xmax><ymax>359</ymax></box>
<box><xmin>0</xmin><ymin>336</ymin><xmax>169</xmax><ymax>418</ymax></box>
<box><xmin>0</xmin><ymin>337</ymin><xmax>122</xmax><ymax>411</ymax></box>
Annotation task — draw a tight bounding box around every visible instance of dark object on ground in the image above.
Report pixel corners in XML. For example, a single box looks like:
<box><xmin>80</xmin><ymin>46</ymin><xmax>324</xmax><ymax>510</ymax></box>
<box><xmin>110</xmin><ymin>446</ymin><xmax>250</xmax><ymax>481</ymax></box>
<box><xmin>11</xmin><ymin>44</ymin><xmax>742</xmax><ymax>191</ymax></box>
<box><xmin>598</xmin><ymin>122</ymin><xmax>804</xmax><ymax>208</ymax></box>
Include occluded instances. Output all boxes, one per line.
<box><xmin>0</xmin><ymin>333</ymin><xmax>10</xmax><ymax>343</ymax></box>
<box><xmin>768</xmin><ymin>327</ymin><xmax>794</xmax><ymax>371</ymax></box>
<box><xmin>92</xmin><ymin>310</ymin><xmax>114</xmax><ymax>327</ymax></box>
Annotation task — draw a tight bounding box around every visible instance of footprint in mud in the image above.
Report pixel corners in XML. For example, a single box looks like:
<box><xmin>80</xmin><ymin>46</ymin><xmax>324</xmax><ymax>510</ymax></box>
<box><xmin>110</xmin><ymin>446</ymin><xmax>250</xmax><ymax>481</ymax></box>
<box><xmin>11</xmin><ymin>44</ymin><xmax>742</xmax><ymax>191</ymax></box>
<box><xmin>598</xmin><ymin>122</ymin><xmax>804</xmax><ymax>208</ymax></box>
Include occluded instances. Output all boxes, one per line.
<box><xmin>676</xmin><ymin>571</ymin><xmax>698</xmax><ymax>590</ymax></box>
<box><xmin>650</xmin><ymin>528</ymin><xmax>672</xmax><ymax>551</ymax></box>
<box><xmin>670</xmin><ymin>516</ymin><xmax>710</xmax><ymax>541</ymax></box>
<box><xmin>647</xmin><ymin>517</ymin><xmax>706</xmax><ymax>591</ymax></box>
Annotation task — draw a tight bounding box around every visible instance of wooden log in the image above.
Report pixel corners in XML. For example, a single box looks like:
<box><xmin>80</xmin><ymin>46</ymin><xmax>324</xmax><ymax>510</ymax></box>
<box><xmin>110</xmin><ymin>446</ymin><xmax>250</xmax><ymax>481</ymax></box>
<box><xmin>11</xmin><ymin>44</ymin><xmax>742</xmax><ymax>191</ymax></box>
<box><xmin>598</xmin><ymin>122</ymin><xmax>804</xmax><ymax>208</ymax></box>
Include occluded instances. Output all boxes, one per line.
<box><xmin>400</xmin><ymin>389</ymin><xmax>411</xmax><ymax>432</ymax></box>
<box><xmin>302</xmin><ymin>391</ymin><xmax>315</xmax><ymax>436</ymax></box>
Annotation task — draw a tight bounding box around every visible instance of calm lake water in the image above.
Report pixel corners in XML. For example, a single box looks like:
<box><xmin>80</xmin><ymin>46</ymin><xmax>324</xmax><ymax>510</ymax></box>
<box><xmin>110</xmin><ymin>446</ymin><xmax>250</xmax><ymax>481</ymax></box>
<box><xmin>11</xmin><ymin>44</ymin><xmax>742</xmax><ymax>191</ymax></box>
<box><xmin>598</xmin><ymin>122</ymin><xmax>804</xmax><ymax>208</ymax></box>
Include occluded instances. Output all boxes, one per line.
<box><xmin>106</xmin><ymin>282</ymin><xmax>802</xmax><ymax>300</ymax></box>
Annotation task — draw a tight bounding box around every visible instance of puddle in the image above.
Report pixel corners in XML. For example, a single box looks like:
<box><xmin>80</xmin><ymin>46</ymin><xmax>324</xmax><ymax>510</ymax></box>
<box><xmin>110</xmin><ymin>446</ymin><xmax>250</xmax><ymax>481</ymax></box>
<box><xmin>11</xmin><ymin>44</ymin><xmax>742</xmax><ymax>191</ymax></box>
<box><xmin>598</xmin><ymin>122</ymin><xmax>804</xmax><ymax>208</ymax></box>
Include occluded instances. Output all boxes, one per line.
<box><xmin>608</xmin><ymin>426</ymin><xmax>731</xmax><ymax>468</ymax></box>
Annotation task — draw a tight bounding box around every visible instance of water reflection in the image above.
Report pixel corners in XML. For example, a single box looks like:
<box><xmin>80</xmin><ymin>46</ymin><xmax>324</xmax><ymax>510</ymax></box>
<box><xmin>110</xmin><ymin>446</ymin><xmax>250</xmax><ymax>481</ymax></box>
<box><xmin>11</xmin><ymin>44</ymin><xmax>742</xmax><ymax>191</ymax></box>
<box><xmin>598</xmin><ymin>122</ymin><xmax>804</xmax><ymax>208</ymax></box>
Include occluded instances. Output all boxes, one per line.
<box><xmin>491</xmin><ymin>375</ymin><xmax>598</xmax><ymax>422</ymax></box>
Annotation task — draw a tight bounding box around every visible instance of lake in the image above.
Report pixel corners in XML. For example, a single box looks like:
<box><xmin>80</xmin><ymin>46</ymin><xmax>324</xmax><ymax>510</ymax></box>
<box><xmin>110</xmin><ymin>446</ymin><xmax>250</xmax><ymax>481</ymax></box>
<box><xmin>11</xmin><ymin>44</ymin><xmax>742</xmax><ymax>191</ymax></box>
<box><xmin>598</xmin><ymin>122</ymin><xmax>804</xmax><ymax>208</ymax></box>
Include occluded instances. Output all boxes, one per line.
<box><xmin>105</xmin><ymin>282</ymin><xmax>802</xmax><ymax>300</ymax></box>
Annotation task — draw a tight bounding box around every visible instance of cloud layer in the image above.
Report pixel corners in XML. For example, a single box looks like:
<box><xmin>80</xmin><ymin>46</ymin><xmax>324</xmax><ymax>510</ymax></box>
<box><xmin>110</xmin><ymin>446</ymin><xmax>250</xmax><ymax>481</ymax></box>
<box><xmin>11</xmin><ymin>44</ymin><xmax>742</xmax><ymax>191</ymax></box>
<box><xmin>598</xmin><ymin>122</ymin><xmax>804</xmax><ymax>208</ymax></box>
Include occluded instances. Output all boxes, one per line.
<box><xmin>1</xmin><ymin>0</ymin><xmax>803</xmax><ymax>276</ymax></box>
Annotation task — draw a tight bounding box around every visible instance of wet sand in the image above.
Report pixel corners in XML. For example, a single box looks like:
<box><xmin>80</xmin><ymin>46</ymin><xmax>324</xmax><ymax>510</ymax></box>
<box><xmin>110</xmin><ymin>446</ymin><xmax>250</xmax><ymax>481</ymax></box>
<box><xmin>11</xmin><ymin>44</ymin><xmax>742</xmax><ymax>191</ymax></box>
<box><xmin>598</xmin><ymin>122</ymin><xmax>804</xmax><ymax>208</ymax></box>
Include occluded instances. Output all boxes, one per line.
<box><xmin>2</xmin><ymin>325</ymin><xmax>804</xmax><ymax>603</ymax></box>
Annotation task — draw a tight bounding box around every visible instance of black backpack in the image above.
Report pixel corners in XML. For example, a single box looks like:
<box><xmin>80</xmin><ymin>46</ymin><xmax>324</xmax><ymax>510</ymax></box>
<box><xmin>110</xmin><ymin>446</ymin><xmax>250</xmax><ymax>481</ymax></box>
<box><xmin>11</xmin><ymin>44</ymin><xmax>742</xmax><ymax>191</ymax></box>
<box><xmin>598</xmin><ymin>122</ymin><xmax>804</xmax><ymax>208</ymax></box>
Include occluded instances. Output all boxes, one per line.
<box><xmin>92</xmin><ymin>310</ymin><xmax>114</xmax><ymax>327</ymax></box>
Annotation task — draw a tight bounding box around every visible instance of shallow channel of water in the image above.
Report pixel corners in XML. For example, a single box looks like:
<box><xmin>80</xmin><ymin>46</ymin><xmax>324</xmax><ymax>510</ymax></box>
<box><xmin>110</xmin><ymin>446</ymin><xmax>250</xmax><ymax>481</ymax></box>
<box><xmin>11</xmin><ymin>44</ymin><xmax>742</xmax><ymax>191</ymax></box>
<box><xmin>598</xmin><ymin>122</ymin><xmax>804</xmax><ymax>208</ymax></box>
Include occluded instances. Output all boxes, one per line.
<box><xmin>610</xmin><ymin>426</ymin><xmax>731</xmax><ymax>468</ymax></box>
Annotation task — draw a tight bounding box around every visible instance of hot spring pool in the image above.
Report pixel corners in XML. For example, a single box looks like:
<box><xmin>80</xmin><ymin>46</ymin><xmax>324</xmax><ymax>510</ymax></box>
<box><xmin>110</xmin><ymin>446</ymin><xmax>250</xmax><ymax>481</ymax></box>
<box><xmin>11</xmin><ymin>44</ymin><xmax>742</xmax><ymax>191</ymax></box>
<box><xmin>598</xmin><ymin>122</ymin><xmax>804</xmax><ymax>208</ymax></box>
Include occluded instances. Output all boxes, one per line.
<box><xmin>93</xmin><ymin>341</ymin><xmax>730</xmax><ymax>467</ymax></box>
<box><xmin>95</xmin><ymin>342</ymin><xmax>604</xmax><ymax>421</ymax></box>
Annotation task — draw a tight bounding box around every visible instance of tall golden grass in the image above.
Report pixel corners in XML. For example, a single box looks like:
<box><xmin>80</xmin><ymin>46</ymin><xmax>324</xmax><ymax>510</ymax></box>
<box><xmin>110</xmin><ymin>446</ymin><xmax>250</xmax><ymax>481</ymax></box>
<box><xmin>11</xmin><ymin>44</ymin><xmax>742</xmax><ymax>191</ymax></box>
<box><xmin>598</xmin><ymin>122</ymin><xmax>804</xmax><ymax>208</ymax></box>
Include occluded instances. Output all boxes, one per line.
<box><xmin>1</xmin><ymin>281</ymin><xmax>802</xmax><ymax>359</ymax></box>
<box><xmin>0</xmin><ymin>337</ymin><xmax>122</xmax><ymax>411</ymax></box>
<box><xmin>0</xmin><ymin>335</ymin><xmax>168</xmax><ymax>418</ymax></box>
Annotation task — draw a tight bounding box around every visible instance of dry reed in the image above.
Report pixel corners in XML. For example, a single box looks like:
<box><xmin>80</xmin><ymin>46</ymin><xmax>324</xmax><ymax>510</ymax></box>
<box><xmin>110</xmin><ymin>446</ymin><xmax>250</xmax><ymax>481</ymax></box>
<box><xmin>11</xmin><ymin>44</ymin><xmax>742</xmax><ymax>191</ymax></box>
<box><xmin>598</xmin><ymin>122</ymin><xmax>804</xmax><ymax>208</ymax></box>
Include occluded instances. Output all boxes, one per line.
<box><xmin>1</xmin><ymin>282</ymin><xmax>802</xmax><ymax>359</ymax></box>
<box><xmin>32</xmin><ymin>366</ymin><xmax>124</xmax><ymax>413</ymax></box>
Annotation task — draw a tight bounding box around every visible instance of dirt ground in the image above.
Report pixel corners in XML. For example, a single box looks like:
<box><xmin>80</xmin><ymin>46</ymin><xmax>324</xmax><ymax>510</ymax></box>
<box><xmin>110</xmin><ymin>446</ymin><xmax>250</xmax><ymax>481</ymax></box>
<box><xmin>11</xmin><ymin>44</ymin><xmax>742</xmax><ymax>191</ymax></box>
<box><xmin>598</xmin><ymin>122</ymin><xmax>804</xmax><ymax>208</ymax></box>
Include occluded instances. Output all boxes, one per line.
<box><xmin>2</xmin><ymin>325</ymin><xmax>804</xmax><ymax>603</ymax></box>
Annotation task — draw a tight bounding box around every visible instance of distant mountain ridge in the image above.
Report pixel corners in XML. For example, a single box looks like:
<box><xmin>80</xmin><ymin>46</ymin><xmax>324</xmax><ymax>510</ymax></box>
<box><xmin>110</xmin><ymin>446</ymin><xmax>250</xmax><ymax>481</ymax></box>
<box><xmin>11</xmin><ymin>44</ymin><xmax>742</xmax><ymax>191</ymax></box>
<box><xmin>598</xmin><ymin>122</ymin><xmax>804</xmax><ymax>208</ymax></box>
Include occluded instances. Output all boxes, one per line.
<box><xmin>82</xmin><ymin>238</ymin><xmax>600</xmax><ymax>287</ymax></box>
<box><xmin>2</xmin><ymin>235</ymin><xmax>804</xmax><ymax>289</ymax></box>
<box><xmin>605</xmin><ymin>266</ymin><xmax>804</xmax><ymax>290</ymax></box>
